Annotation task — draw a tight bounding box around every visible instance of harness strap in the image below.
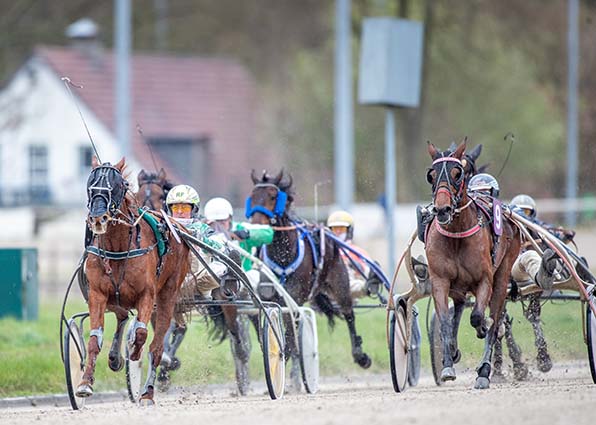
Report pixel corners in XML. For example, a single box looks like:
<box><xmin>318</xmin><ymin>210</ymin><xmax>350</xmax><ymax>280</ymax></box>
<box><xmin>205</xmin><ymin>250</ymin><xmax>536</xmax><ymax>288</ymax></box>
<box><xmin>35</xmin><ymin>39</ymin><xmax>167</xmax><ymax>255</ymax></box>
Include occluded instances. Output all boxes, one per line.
<box><xmin>86</xmin><ymin>244</ymin><xmax>157</xmax><ymax>259</ymax></box>
<box><xmin>262</xmin><ymin>233</ymin><xmax>306</xmax><ymax>284</ymax></box>
<box><xmin>434</xmin><ymin>219</ymin><xmax>482</xmax><ymax>239</ymax></box>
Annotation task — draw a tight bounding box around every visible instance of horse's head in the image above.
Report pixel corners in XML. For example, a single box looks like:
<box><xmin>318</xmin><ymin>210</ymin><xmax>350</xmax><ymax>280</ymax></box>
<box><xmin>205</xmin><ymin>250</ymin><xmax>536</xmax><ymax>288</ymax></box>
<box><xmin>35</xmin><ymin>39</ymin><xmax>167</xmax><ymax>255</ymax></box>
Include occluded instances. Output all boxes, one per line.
<box><xmin>427</xmin><ymin>139</ymin><xmax>468</xmax><ymax>225</ymax></box>
<box><xmin>245</xmin><ymin>169</ymin><xmax>294</xmax><ymax>225</ymax></box>
<box><xmin>137</xmin><ymin>168</ymin><xmax>171</xmax><ymax>210</ymax></box>
<box><xmin>447</xmin><ymin>141</ymin><xmax>483</xmax><ymax>181</ymax></box>
<box><xmin>86</xmin><ymin>156</ymin><xmax>129</xmax><ymax>234</ymax></box>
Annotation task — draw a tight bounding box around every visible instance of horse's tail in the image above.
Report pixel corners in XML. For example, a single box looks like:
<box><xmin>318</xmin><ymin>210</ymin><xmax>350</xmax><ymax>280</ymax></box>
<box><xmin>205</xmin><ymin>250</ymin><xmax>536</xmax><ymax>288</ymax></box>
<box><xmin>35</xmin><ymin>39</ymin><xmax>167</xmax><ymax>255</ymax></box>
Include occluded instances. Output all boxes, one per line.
<box><xmin>312</xmin><ymin>292</ymin><xmax>340</xmax><ymax>329</ymax></box>
<box><xmin>205</xmin><ymin>305</ymin><xmax>228</xmax><ymax>343</ymax></box>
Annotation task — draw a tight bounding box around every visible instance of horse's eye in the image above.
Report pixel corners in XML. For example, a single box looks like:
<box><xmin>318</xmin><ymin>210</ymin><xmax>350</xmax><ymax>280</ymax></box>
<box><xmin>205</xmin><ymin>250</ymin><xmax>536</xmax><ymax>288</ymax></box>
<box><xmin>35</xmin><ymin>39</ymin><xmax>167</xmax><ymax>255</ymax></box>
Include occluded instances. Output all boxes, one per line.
<box><xmin>451</xmin><ymin>167</ymin><xmax>462</xmax><ymax>182</ymax></box>
<box><xmin>270</xmin><ymin>195</ymin><xmax>276</xmax><ymax>201</ymax></box>
<box><xmin>426</xmin><ymin>169</ymin><xmax>436</xmax><ymax>185</ymax></box>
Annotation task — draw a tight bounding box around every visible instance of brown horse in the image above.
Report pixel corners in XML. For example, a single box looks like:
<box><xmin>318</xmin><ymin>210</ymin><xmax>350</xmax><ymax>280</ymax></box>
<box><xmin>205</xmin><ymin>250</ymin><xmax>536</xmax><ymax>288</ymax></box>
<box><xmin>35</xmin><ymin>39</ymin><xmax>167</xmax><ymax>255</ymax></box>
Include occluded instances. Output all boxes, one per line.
<box><xmin>137</xmin><ymin>168</ymin><xmax>173</xmax><ymax>210</ymax></box>
<box><xmin>78</xmin><ymin>157</ymin><xmax>189</xmax><ymax>404</ymax></box>
<box><xmin>247</xmin><ymin>170</ymin><xmax>371</xmax><ymax>389</ymax></box>
<box><xmin>425</xmin><ymin>141</ymin><xmax>521</xmax><ymax>389</ymax></box>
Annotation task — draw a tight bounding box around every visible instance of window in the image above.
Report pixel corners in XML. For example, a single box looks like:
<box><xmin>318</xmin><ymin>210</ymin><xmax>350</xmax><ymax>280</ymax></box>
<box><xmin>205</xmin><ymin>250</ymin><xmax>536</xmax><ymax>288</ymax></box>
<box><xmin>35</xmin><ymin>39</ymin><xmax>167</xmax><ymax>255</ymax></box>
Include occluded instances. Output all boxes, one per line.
<box><xmin>79</xmin><ymin>146</ymin><xmax>93</xmax><ymax>176</ymax></box>
<box><xmin>29</xmin><ymin>145</ymin><xmax>50</xmax><ymax>203</ymax></box>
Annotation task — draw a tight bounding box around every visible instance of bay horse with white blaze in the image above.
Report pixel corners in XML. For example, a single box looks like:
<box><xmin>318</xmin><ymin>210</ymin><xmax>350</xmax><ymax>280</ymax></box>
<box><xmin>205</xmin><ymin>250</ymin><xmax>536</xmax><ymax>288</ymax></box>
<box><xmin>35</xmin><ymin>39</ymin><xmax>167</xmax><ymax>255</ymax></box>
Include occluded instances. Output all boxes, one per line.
<box><xmin>78</xmin><ymin>157</ymin><xmax>189</xmax><ymax>404</ymax></box>
<box><xmin>247</xmin><ymin>170</ymin><xmax>371</xmax><ymax>388</ymax></box>
<box><xmin>425</xmin><ymin>141</ymin><xmax>521</xmax><ymax>389</ymax></box>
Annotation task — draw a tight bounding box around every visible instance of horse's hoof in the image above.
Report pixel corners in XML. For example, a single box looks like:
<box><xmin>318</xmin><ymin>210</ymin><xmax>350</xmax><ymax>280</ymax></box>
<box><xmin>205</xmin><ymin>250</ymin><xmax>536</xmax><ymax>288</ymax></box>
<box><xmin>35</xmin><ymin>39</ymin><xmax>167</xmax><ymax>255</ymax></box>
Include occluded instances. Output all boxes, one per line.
<box><xmin>514</xmin><ymin>363</ymin><xmax>530</xmax><ymax>381</ymax></box>
<box><xmin>474</xmin><ymin>376</ymin><xmax>490</xmax><ymax>390</ymax></box>
<box><xmin>170</xmin><ymin>356</ymin><xmax>181</xmax><ymax>371</ymax></box>
<box><xmin>452</xmin><ymin>349</ymin><xmax>462</xmax><ymax>364</ymax></box>
<box><xmin>75</xmin><ymin>383</ymin><xmax>93</xmax><ymax>398</ymax></box>
<box><xmin>537</xmin><ymin>351</ymin><xmax>552</xmax><ymax>373</ymax></box>
<box><xmin>356</xmin><ymin>353</ymin><xmax>372</xmax><ymax>369</ymax></box>
<box><xmin>139</xmin><ymin>397</ymin><xmax>155</xmax><ymax>407</ymax></box>
<box><xmin>156</xmin><ymin>370</ymin><xmax>170</xmax><ymax>393</ymax></box>
<box><xmin>440</xmin><ymin>367</ymin><xmax>456</xmax><ymax>382</ymax></box>
<box><xmin>108</xmin><ymin>354</ymin><xmax>124</xmax><ymax>372</ymax></box>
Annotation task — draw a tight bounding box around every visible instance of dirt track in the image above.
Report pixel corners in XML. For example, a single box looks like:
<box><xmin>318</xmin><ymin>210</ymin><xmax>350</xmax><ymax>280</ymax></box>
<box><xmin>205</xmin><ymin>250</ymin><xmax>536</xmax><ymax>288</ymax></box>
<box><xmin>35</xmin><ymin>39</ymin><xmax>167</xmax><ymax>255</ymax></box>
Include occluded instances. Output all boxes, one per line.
<box><xmin>1</xmin><ymin>363</ymin><xmax>594</xmax><ymax>425</ymax></box>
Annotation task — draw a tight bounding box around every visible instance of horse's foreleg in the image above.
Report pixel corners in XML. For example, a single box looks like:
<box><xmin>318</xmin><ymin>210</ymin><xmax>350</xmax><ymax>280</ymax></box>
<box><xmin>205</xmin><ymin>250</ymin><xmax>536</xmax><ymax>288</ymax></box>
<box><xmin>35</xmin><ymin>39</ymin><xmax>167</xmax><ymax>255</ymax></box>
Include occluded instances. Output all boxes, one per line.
<box><xmin>108</xmin><ymin>308</ymin><xmax>129</xmax><ymax>372</ymax></box>
<box><xmin>525</xmin><ymin>295</ymin><xmax>552</xmax><ymax>373</ymax></box>
<box><xmin>503</xmin><ymin>310</ymin><xmax>529</xmax><ymax>380</ymax></box>
<box><xmin>432</xmin><ymin>279</ymin><xmax>455</xmax><ymax>381</ymax></box>
<box><xmin>76</xmin><ymin>289</ymin><xmax>108</xmax><ymax>397</ymax></box>
<box><xmin>470</xmin><ymin>278</ymin><xmax>492</xmax><ymax>339</ymax></box>
<box><xmin>130</xmin><ymin>290</ymin><xmax>153</xmax><ymax>362</ymax></box>
<box><xmin>342</xmin><ymin>309</ymin><xmax>371</xmax><ymax>369</ymax></box>
<box><xmin>450</xmin><ymin>300</ymin><xmax>465</xmax><ymax>364</ymax></box>
<box><xmin>223</xmin><ymin>306</ymin><xmax>252</xmax><ymax>396</ymax></box>
<box><xmin>141</xmin><ymin>280</ymin><xmax>176</xmax><ymax>404</ymax></box>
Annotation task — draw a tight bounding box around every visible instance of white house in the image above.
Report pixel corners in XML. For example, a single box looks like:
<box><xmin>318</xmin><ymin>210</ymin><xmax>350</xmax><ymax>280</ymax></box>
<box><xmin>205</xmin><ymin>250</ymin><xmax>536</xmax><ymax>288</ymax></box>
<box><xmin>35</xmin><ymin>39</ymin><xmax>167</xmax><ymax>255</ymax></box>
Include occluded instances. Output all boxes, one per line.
<box><xmin>0</xmin><ymin>19</ymin><xmax>262</xmax><ymax>208</ymax></box>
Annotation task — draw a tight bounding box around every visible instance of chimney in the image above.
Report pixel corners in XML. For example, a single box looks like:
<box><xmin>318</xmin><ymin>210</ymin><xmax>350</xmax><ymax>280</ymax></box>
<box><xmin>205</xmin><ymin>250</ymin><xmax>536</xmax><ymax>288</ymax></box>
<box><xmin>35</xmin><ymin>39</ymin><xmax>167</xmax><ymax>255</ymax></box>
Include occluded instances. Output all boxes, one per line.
<box><xmin>65</xmin><ymin>18</ymin><xmax>103</xmax><ymax>67</ymax></box>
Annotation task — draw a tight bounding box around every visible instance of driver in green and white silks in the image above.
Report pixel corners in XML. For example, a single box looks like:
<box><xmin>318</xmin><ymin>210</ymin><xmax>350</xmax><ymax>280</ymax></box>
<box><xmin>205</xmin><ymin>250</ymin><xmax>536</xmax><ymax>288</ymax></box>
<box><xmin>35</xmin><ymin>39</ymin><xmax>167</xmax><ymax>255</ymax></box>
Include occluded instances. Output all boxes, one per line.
<box><xmin>203</xmin><ymin>197</ymin><xmax>274</xmax><ymax>289</ymax></box>
<box><xmin>160</xmin><ymin>184</ymin><xmax>232</xmax><ymax>372</ymax></box>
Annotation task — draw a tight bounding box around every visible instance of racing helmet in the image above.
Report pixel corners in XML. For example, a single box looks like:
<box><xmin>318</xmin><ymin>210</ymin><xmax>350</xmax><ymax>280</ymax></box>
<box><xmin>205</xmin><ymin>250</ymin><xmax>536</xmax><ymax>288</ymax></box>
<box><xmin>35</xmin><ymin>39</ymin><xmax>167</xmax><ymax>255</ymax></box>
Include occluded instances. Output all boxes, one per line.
<box><xmin>327</xmin><ymin>210</ymin><xmax>354</xmax><ymax>240</ymax></box>
<box><xmin>204</xmin><ymin>197</ymin><xmax>234</xmax><ymax>221</ymax></box>
<box><xmin>468</xmin><ymin>173</ymin><xmax>500</xmax><ymax>198</ymax></box>
<box><xmin>166</xmin><ymin>184</ymin><xmax>200</xmax><ymax>217</ymax></box>
<box><xmin>511</xmin><ymin>194</ymin><xmax>537</xmax><ymax>218</ymax></box>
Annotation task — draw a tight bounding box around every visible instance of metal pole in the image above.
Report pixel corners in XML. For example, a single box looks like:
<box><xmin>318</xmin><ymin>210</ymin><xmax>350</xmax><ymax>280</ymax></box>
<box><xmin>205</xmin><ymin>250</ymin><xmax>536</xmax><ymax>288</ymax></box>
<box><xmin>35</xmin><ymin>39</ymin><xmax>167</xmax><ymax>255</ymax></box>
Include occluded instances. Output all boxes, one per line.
<box><xmin>385</xmin><ymin>108</ymin><xmax>396</xmax><ymax>275</ymax></box>
<box><xmin>115</xmin><ymin>0</ymin><xmax>132</xmax><ymax>160</ymax></box>
<box><xmin>334</xmin><ymin>0</ymin><xmax>354</xmax><ymax>210</ymax></box>
<box><xmin>566</xmin><ymin>0</ymin><xmax>579</xmax><ymax>226</ymax></box>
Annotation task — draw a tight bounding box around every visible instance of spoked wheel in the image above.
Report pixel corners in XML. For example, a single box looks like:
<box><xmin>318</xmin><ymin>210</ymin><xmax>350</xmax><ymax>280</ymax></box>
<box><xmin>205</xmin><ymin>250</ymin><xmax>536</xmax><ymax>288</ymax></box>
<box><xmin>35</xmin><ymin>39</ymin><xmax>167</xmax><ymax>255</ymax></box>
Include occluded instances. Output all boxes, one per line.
<box><xmin>125</xmin><ymin>320</ymin><xmax>144</xmax><ymax>403</ymax></box>
<box><xmin>63</xmin><ymin>318</ymin><xmax>87</xmax><ymax>410</ymax></box>
<box><xmin>389</xmin><ymin>303</ymin><xmax>409</xmax><ymax>393</ymax></box>
<box><xmin>298</xmin><ymin>308</ymin><xmax>319</xmax><ymax>394</ymax></box>
<box><xmin>262</xmin><ymin>307</ymin><xmax>285</xmax><ymax>399</ymax></box>
<box><xmin>586</xmin><ymin>300</ymin><xmax>596</xmax><ymax>384</ymax></box>
<box><xmin>408</xmin><ymin>307</ymin><xmax>421</xmax><ymax>387</ymax></box>
<box><xmin>429</xmin><ymin>310</ymin><xmax>443</xmax><ymax>386</ymax></box>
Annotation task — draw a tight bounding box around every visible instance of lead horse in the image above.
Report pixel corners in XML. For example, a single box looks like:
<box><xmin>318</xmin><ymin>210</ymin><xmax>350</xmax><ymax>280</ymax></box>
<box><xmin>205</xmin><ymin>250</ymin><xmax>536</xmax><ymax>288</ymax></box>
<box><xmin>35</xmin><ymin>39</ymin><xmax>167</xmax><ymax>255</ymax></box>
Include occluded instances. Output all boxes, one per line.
<box><xmin>247</xmin><ymin>170</ymin><xmax>371</xmax><ymax>389</ymax></box>
<box><xmin>425</xmin><ymin>141</ymin><xmax>521</xmax><ymax>389</ymax></box>
<box><xmin>78</xmin><ymin>157</ymin><xmax>189</xmax><ymax>404</ymax></box>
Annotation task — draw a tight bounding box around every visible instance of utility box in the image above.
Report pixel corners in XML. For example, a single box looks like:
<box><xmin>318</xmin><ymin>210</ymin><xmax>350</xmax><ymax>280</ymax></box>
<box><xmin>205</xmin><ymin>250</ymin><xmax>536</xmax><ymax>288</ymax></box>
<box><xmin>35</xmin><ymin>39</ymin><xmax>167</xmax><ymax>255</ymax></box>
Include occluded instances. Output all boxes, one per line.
<box><xmin>358</xmin><ymin>17</ymin><xmax>424</xmax><ymax>108</ymax></box>
<box><xmin>0</xmin><ymin>248</ymin><xmax>38</xmax><ymax>320</ymax></box>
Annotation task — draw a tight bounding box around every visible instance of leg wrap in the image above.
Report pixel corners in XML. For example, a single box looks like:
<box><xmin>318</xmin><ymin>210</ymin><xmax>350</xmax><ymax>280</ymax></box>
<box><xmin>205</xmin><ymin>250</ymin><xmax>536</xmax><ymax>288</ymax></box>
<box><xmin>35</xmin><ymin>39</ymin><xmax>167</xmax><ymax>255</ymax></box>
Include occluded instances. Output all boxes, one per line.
<box><xmin>90</xmin><ymin>327</ymin><xmax>104</xmax><ymax>350</ymax></box>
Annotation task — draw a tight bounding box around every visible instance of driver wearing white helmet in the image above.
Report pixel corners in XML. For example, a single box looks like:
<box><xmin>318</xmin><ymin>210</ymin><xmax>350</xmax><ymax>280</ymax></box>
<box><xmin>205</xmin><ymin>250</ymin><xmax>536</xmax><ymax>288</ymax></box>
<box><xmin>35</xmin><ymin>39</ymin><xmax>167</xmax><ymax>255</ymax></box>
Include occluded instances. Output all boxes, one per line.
<box><xmin>204</xmin><ymin>197</ymin><xmax>274</xmax><ymax>290</ymax></box>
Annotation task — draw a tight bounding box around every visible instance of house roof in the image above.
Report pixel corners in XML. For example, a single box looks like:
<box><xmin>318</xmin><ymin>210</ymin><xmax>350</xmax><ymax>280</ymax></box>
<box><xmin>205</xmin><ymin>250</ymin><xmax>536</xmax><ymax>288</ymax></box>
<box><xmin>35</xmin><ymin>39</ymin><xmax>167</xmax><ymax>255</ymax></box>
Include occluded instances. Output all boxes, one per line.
<box><xmin>34</xmin><ymin>45</ymin><xmax>257</xmax><ymax>184</ymax></box>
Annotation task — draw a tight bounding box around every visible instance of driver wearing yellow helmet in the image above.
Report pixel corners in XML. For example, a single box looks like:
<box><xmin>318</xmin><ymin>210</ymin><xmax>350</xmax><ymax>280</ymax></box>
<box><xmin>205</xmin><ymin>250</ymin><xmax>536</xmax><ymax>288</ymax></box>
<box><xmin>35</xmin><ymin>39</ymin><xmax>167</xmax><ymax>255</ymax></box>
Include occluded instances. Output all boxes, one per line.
<box><xmin>327</xmin><ymin>210</ymin><xmax>383</xmax><ymax>300</ymax></box>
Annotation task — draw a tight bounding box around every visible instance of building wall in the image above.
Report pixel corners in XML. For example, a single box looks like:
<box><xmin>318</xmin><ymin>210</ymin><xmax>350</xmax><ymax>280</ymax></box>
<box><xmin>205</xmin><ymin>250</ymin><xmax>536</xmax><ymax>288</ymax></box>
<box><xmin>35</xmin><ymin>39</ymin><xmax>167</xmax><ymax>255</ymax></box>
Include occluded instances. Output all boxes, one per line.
<box><xmin>0</xmin><ymin>57</ymin><xmax>141</xmax><ymax>206</ymax></box>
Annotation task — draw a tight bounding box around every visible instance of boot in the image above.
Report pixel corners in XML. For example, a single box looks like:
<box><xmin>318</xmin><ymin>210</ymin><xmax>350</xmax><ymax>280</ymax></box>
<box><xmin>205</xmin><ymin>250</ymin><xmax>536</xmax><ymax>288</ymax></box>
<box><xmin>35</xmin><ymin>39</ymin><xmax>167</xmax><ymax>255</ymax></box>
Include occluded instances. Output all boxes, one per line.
<box><xmin>535</xmin><ymin>248</ymin><xmax>558</xmax><ymax>290</ymax></box>
<box><xmin>412</xmin><ymin>255</ymin><xmax>430</xmax><ymax>295</ymax></box>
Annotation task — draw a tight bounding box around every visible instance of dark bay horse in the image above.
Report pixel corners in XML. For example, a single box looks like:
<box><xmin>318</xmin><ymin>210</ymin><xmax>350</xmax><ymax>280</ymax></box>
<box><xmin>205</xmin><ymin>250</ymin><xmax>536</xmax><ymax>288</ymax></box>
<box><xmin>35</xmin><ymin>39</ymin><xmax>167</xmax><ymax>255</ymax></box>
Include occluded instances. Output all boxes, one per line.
<box><xmin>425</xmin><ymin>141</ymin><xmax>521</xmax><ymax>389</ymax></box>
<box><xmin>137</xmin><ymin>168</ymin><xmax>173</xmax><ymax>210</ymax></box>
<box><xmin>247</xmin><ymin>170</ymin><xmax>371</xmax><ymax>389</ymax></box>
<box><xmin>78</xmin><ymin>157</ymin><xmax>189</xmax><ymax>404</ymax></box>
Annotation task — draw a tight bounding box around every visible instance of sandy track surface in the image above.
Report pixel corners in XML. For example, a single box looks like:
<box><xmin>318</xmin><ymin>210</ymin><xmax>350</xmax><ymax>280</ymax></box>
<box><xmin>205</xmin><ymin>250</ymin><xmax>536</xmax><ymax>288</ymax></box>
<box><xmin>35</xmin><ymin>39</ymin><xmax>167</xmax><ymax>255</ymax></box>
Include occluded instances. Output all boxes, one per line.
<box><xmin>1</xmin><ymin>363</ymin><xmax>594</xmax><ymax>425</ymax></box>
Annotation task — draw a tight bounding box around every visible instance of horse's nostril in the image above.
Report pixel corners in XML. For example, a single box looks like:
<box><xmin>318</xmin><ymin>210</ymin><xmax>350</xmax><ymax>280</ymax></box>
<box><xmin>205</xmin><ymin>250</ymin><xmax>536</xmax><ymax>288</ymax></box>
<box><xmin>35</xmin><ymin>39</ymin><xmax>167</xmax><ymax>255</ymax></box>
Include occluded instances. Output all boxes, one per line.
<box><xmin>100</xmin><ymin>214</ymin><xmax>108</xmax><ymax>224</ymax></box>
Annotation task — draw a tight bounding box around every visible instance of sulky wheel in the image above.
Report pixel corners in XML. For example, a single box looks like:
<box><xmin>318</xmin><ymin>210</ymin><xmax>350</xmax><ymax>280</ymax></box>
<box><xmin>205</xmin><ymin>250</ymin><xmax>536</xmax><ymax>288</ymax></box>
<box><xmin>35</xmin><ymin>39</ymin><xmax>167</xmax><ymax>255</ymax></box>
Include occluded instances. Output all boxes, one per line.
<box><xmin>389</xmin><ymin>303</ymin><xmax>409</xmax><ymax>393</ymax></box>
<box><xmin>298</xmin><ymin>308</ymin><xmax>319</xmax><ymax>394</ymax></box>
<box><xmin>407</xmin><ymin>307</ymin><xmax>421</xmax><ymax>387</ymax></box>
<box><xmin>262</xmin><ymin>307</ymin><xmax>285</xmax><ymax>399</ymax></box>
<box><xmin>125</xmin><ymin>320</ymin><xmax>145</xmax><ymax>403</ymax></box>
<box><xmin>586</xmin><ymin>300</ymin><xmax>596</xmax><ymax>384</ymax></box>
<box><xmin>63</xmin><ymin>318</ymin><xmax>87</xmax><ymax>410</ymax></box>
<box><xmin>429</xmin><ymin>309</ymin><xmax>443</xmax><ymax>386</ymax></box>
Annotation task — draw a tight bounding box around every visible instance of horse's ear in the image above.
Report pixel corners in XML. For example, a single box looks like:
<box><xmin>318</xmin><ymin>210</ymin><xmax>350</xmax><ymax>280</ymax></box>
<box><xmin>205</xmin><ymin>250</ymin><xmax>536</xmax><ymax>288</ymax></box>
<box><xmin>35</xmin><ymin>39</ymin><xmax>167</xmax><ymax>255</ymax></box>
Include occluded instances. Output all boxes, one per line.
<box><xmin>427</xmin><ymin>141</ymin><xmax>440</xmax><ymax>160</ymax></box>
<box><xmin>91</xmin><ymin>155</ymin><xmax>100</xmax><ymax>169</ymax></box>
<box><xmin>478</xmin><ymin>163</ymin><xmax>490</xmax><ymax>173</ymax></box>
<box><xmin>250</xmin><ymin>169</ymin><xmax>259</xmax><ymax>185</ymax></box>
<box><xmin>114</xmin><ymin>157</ymin><xmax>126</xmax><ymax>171</ymax></box>
<box><xmin>280</xmin><ymin>173</ymin><xmax>293</xmax><ymax>191</ymax></box>
<box><xmin>453</xmin><ymin>139</ymin><xmax>467</xmax><ymax>159</ymax></box>
<box><xmin>157</xmin><ymin>168</ymin><xmax>166</xmax><ymax>180</ymax></box>
<box><xmin>138</xmin><ymin>169</ymin><xmax>147</xmax><ymax>182</ymax></box>
<box><xmin>469</xmin><ymin>144</ymin><xmax>482</xmax><ymax>161</ymax></box>
<box><xmin>273</xmin><ymin>169</ymin><xmax>284</xmax><ymax>185</ymax></box>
